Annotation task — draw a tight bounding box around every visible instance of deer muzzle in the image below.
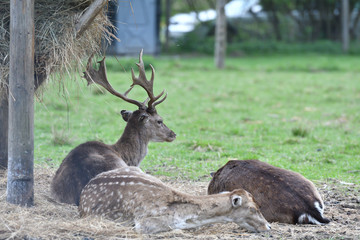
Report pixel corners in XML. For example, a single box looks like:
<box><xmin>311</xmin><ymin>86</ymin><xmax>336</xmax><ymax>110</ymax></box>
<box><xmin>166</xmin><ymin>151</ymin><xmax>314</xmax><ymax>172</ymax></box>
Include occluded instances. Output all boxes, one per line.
<box><xmin>167</xmin><ymin>131</ymin><xmax>176</xmax><ymax>142</ymax></box>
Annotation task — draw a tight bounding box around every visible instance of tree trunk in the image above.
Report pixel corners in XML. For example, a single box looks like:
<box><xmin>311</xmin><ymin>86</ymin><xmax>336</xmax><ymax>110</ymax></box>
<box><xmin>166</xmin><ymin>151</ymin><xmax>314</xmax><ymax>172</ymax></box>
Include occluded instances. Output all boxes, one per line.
<box><xmin>6</xmin><ymin>0</ymin><xmax>35</xmax><ymax>206</ymax></box>
<box><xmin>350</xmin><ymin>8</ymin><xmax>360</xmax><ymax>40</ymax></box>
<box><xmin>342</xmin><ymin>0</ymin><xmax>349</xmax><ymax>53</ymax></box>
<box><xmin>284</xmin><ymin>4</ymin><xmax>306</xmax><ymax>40</ymax></box>
<box><xmin>307</xmin><ymin>5</ymin><xmax>317</xmax><ymax>41</ymax></box>
<box><xmin>165</xmin><ymin>0</ymin><xmax>172</xmax><ymax>51</ymax></box>
<box><xmin>267</xmin><ymin>0</ymin><xmax>281</xmax><ymax>41</ymax></box>
<box><xmin>215</xmin><ymin>0</ymin><xmax>226</xmax><ymax>69</ymax></box>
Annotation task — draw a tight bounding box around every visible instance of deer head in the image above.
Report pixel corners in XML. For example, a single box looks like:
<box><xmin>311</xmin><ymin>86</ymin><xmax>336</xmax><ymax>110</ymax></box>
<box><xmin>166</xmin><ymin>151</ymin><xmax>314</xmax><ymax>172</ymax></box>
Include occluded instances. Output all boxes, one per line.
<box><xmin>227</xmin><ymin>189</ymin><xmax>271</xmax><ymax>233</ymax></box>
<box><xmin>82</xmin><ymin>50</ymin><xmax>176</xmax><ymax>145</ymax></box>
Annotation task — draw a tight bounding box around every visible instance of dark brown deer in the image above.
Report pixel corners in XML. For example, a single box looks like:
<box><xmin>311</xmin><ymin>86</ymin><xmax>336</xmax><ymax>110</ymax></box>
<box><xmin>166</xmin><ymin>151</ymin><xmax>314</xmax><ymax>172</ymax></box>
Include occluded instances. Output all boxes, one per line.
<box><xmin>208</xmin><ymin>160</ymin><xmax>331</xmax><ymax>225</ymax></box>
<box><xmin>50</xmin><ymin>50</ymin><xmax>176</xmax><ymax>205</ymax></box>
<box><xmin>79</xmin><ymin>166</ymin><xmax>271</xmax><ymax>234</ymax></box>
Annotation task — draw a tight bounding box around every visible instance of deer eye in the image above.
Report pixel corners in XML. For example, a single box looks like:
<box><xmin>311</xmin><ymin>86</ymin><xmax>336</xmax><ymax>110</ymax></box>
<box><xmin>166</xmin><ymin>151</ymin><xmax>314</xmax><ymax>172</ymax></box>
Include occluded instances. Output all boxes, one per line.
<box><xmin>157</xmin><ymin>120</ymin><xmax>163</xmax><ymax>125</ymax></box>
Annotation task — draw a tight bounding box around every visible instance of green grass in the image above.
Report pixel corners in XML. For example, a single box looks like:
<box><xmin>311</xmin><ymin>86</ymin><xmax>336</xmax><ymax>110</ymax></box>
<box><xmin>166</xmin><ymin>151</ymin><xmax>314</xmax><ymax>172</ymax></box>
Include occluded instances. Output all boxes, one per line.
<box><xmin>35</xmin><ymin>54</ymin><xmax>360</xmax><ymax>184</ymax></box>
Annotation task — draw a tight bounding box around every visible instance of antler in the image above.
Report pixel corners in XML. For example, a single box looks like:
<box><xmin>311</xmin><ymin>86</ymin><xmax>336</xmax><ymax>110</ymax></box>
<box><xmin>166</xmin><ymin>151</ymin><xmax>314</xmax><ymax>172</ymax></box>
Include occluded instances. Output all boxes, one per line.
<box><xmin>83</xmin><ymin>50</ymin><xmax>167</xmax><ymax>111</ymax></box>
<box><xmin>131</xmin><ymin>49</ymin><xmax>167</xmax><ymax>111</ymax></box>
<box><xmin>83</xmin><ymin>54</ymin><xmax>146</xmax><ymax>109</ymax></box>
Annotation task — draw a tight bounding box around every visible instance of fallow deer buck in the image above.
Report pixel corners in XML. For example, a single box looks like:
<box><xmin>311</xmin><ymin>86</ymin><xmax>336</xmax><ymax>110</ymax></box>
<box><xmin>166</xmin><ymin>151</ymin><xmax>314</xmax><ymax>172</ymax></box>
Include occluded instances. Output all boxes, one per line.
<box><xmin>51</xmin><ymin>50</ymin><xmax>176</xmax><ymax>205</ymax></box>
<box><xmin>208</xmin><ymin>160</ymin><xmax>331</xmax><ymax>225</ymax></box>
<box><xmin>79</xmin><ymin>166</ymin><xmax>271</xmax><ymax>234</ymax></box>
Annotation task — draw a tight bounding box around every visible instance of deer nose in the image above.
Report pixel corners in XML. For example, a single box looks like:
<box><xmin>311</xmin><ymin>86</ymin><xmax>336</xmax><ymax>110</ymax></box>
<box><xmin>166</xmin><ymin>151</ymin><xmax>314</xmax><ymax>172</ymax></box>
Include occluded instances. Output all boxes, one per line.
<box><xmin>170</xmin><ymin>131</ymin><xmax>176</xmax><ymax>138</ymax></box>
<box><xmin>166</xmin><ymin>131</ymin><xmax>176</xmax><ymax>142</ymax></box>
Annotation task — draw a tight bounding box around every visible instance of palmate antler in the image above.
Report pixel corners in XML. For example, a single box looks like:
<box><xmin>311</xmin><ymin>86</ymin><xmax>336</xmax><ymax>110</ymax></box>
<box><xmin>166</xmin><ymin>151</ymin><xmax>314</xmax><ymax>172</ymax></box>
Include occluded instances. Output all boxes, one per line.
<box><xmin>83</xmin><ymin>49</ymin><xmax>167</xmax><ymax>111</ymax></box>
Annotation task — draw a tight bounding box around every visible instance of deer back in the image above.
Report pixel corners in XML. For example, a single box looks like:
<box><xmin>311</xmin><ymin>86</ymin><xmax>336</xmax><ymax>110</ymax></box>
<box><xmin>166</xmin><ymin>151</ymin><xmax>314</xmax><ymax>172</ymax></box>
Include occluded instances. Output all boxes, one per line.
<box><xmin>208</xmin><ymin>160</ymin><xmax>330</xmax><ymax>224</ymax></box>
<box><xmin>50</xmin><ymin>141</ymin><xmax>127</xmax><ymax>205</ymax></box>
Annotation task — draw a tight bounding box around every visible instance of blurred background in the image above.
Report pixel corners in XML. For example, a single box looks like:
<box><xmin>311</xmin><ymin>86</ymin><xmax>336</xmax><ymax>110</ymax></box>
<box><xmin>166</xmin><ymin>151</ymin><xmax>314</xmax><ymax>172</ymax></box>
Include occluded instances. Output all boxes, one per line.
<box><xmin>28</xmin><ymin>0</ymin><xmax>359</xmax><ymax>183</ymax></box>
<box><xmin>105</xmin><ymin>0</ymin><xmax>360</xmax><ymax>56</ymax></box>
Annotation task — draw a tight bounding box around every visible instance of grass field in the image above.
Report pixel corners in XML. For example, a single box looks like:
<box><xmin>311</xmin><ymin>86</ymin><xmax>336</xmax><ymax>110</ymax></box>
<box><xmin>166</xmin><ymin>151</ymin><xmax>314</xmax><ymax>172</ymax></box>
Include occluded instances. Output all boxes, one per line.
<box><xmin>34</xmin><ymin>54</ymin><xmax>360</xmax><ymax>184</ymax></box>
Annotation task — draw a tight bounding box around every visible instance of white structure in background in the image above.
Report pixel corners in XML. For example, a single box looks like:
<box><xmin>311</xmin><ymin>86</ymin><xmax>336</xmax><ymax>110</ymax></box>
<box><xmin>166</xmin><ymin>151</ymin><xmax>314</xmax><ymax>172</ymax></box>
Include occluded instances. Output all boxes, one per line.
<box><xmin>169</xmin><ymin>0</ymin><xmax>261</xmax><ymax>38</ymax></box>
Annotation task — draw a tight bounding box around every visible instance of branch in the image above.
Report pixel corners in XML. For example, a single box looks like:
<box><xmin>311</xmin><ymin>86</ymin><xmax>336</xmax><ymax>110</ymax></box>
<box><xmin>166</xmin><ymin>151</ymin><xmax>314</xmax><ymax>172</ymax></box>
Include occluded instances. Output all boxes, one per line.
<box><xmin>75</xmin><ymin>0</ymin><xmax>109</xmax><ymax>38</ymax></box>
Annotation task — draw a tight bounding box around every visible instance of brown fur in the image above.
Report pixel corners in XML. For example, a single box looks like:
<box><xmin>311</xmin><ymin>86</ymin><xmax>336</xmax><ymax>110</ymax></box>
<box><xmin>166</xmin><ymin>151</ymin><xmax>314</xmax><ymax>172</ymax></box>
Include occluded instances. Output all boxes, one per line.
<box><xmin>79</xmin><ymin>166</ymin><xmax>270</xmax><ymax>234</ymax></box>
<box><xmin>208</xmin><ymin>160</ymin><xmax>330</xmax><ymax>224</ymax></box>
<box><xmin>50</xmin><ymin>109</ymin><xmax>175</xmax><ymax>205</ymax></box>
<box><xmin>51</xmin><ymin>50</ymin><xmax>176</xmax><ymax>206</ymax></box>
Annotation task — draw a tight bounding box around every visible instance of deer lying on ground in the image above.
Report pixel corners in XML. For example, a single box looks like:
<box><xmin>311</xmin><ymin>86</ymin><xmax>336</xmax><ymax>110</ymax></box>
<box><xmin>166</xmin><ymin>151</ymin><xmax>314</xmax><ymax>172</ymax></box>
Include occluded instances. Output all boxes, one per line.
<box><xmin>79</xmin><ymin>166</ymin><xmax>271</xmax><ymax>234</ymax></box>
<box><xmin>51</xmin><ymin>50</ymin><xmax>176</xmax><ymax>205</ymax></box>
<box><xmin>208</xmin><ymin>160</ymin><xmax>331</xmax><ymax>225</ymax></box>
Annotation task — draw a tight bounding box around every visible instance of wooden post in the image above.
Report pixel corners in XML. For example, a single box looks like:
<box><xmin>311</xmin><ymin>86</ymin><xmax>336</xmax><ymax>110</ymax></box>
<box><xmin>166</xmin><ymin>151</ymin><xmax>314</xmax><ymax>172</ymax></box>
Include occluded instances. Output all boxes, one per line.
<box><xmin>342</xmin><ymin>0</ymin><xmax>349</xmax><ymax>53</ymax></box>
<box><xmin>75</xmin><ymin>0</ymin><xmax>108</xmax><ymax>38</ymax></box>
<box><xmin>0</xmin><ymin>79</ymin><xmax>8</xmax><ymax>169</ymax></box>
<box><xmin>215</xmin><ymin>0</ymin><xmax>227</xmax><ymax>69</ymax></box>
<box><xmin>7</xmin><ymin>0</ymin><xmax>35</xmax><ymax>206</ymax></box>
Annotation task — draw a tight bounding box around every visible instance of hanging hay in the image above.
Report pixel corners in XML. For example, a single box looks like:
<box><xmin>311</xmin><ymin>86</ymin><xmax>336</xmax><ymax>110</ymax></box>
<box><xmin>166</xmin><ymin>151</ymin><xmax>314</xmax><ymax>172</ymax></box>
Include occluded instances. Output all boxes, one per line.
<box><xmin>0</xmin><ymin>0</ymin><xmax>117</xmax><ymax>99</ymax></box>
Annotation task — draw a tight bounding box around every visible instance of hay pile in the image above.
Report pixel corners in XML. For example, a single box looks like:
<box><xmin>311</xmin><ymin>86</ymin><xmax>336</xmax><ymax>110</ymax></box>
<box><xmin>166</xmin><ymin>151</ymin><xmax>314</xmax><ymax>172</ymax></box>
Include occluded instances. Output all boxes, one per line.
<box><xmin>0</xmin><ymin>167</ymin><xmax>267</xmax><ymax>240</ymax></box>
<box><xmin>0</xmin><ymin>167</ymin><xmax>140</xmax><ymax>239</ymax></box>
<box><xmin>1</xmin><ymin>167</ymin><xmax>359</xmax><ymax>239</ymax></box>
<box><xmin>0</xmin><ymin>0</ymin><xmax>116</xmax><ymax>96</ymax></box>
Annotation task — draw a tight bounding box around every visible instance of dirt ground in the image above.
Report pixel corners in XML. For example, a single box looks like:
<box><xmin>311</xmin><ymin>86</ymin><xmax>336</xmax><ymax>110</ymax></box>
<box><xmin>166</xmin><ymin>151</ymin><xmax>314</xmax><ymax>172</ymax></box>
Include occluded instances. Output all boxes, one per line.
<box><xmin>0</xmin><ymin>167</ymin><xmax>359</xmax><ymax>240</ymax></box>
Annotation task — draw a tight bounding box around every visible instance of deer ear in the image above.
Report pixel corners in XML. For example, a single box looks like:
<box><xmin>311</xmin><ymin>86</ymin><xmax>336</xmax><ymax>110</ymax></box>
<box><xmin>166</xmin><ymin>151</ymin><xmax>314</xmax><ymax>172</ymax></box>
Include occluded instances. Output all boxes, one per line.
<box><xmin>121</xmin><ymin>110</ymin><xmax>132</xmax><ymax>122</ymax></box>
<box><xmin>231</xmin><ymin>195</ymin><xmax>242</xmax><ymax>208</ymax></box>
<box><xmin>139</xmin><ymin>113</ymin><xmax>149</xmax><ymax>122</ymax></box>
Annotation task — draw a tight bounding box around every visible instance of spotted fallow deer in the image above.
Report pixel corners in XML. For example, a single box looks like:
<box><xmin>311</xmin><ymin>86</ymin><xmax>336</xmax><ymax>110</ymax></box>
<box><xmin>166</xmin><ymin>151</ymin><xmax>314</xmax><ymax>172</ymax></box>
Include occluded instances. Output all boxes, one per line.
<box><xmin>79</xmin><ymin>166</ymin><xmax>271</xmax><ymax>234</ymax></box>
<box><xmin>51</xmin><ymin>50</ymin><xmax>176</xmax><ymax>206</ymax></box>
<box><xmin>208</xmin><ymin>160</ymin><xmax>331</xmax><ymax>225</ymax></box>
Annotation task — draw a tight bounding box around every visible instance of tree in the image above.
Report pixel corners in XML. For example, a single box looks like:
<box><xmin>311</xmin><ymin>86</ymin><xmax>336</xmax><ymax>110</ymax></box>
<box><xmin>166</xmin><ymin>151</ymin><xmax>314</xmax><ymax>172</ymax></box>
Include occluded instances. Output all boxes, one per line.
<box><xmin>342</xmin><ymin>0</ymin><xmax>350</xmax><ymax>53</ymax></box>
<box><xmin>165</xmin><ymin>0</ymin><xmax>172</xmax><ymax>51</ymax></box>
<box><xmin>215</xmin><ymin>0</ymin><xmax>227</xmax><ymax>69</ymax></box>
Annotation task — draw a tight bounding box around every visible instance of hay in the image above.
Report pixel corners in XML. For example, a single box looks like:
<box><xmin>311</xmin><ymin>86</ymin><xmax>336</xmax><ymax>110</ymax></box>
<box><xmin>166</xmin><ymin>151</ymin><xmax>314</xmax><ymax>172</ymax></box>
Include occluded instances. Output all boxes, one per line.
<box><xmin>1</xmin><ymin>167</ymin><xmax>359</xmax><ymax>239</ymax></box>
<box><xmin>0</xmin><ymin>0</ymin><xmax>117</xmax><ymax>99</ymax></box>
<box><xmin>0</xmin><ymin>167</ymin><xmax>140</xmax><ymax>240</ymax></box>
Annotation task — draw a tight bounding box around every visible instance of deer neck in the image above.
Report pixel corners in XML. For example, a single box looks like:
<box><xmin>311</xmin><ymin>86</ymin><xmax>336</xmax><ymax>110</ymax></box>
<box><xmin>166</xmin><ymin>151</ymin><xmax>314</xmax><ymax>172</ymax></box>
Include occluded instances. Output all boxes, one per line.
<box><xmin>170</xmin><ymin>192</ymin><xmax>232</xmax><ymax>229</ymax></box>
<box><xmin>111</xmin><ymin>126</ymin><xmax>149</xmax><ymax>167</ymax></box>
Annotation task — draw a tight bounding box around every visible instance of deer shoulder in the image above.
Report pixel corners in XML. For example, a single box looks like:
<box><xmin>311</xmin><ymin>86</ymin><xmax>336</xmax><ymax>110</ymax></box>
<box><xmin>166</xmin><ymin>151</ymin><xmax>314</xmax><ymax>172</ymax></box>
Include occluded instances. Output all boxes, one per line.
<box><xmin>50</xmin><ymin>50</ymin><xmax>176</xmax><ymax>205</ymax></box>
<box><xmin>79</xmin><ymin>166</ymin><xmax>271</xmax><ymax>234</ymax></box>
<box><xmin>208</xmin><ymin>160</ymin><xmax>330</xmax><ymax>225</ymax></box>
